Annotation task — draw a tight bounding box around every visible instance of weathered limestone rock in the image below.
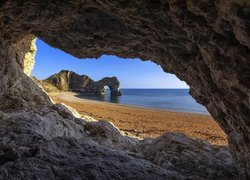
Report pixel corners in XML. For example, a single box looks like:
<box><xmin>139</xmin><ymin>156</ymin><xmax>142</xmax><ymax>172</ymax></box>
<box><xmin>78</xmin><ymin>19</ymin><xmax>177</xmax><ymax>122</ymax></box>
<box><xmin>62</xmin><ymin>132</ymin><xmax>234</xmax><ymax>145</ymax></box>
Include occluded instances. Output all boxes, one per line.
<box><xmin>44</xmin><ymin>70</ymin><xmax>121</xmax><ymax>95</ymax></box>
<box><xmin>0</xmin><ymin>0</ymin><xmax>249</xmax><ymax>178</ymax></box>
<box><xmin>12</xmin><ymin>35</ymin><xmax>36</xmax><ymax>76</ymax></box>
<box><xmin>95</xmin><ymin>77</ymin><xmax>122</xmax><ymax>96</ymax></box>
<box><xmin>0</xmin><ymin>39</ymin><xmax>51</xmax><ymax>109</ymax></box>
<box><xmin>0</xmin><ymin>107</ymin><xmax>241</xmax><ymax>179</ymax></box>
<box><xmin>139</xmin><ymin>133</ymin><xmax>240</xmax><ymax>179</ymax></box>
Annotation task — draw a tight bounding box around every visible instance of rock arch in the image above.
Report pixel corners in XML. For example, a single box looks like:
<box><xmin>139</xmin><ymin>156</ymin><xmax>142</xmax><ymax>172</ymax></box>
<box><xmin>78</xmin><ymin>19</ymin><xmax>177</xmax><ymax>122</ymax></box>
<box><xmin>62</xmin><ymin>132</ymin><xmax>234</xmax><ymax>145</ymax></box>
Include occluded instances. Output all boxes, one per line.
<box><xmin>96</xmin><ymin>77</ymin><xmax>121</xmax><ymax>96</ymax></box>
<box><xmin>44</xmin><ymin>70</ymin><xmax>121</xmax><ymax>95</ymax></box>
<box><xmin>0</xmin><ymin>0</ymin><xmax>249</xmax><ymax>178</ymax></box>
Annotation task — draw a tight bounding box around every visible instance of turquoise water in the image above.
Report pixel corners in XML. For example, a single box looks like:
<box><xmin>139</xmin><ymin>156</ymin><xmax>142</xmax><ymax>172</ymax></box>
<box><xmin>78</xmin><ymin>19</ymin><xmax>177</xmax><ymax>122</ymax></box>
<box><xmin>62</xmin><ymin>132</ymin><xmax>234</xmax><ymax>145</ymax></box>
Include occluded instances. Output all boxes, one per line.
<box><xmin>77</xmin><ymin>89</ymin><xmax>209</xmax><ymax>115</ymax></box>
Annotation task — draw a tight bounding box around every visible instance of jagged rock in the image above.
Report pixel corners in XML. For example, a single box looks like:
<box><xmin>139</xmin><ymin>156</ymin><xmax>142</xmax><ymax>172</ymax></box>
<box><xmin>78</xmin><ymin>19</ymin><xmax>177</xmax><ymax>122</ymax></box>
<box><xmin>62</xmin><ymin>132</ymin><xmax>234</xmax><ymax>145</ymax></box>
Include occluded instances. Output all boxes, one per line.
<box><xmin>139</xmin><ymin>133</ymin><xmax>240</xmax><ymax>179</ymax></box>
<box><xmin>0</xmin><ymin>0</ymin><xmax>249</xmax><ymax>178</ymax></box>
<box><xmin>0</xmin><ymin>136</ymin><xmax>183</xmax><ymax>180</ymax></box>
<box><xmin>0</xmin><ymin>37</ymin><xmax>51</xmax><ymax>109</ymax></box>
<box><xmin>44</xmin><ymin>70</ymin><xmax>121</xmax><ymax>96</ymax></box>
<box><xmin>85</xmin><ymin>120</ymin><xmax>139</xmax><ymax>151</ymax></box>
<box><xmin>0</xmin><ymin>107</ymin><xmax>240</xmax><ymax>179</ymax></box>
<box><xmin>12</xmin><ymin>34</ymin><xmax>37</xmax><ymax>77</ymax></box>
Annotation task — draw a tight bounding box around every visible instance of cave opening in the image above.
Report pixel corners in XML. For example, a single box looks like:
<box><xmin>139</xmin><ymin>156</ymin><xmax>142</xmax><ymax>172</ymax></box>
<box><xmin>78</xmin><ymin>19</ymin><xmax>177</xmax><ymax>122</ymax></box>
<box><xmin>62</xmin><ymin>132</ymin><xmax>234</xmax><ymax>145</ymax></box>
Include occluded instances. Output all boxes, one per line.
<box><xmin>30</xmin><ymin>38</ymin><xmax>228</xmax><ymax>146</ymax></box>
<box><xmin>1</xmin><ymin>1</ymin><xmax>249</xmax><ymax>178</ymax></box>
<box><xmin>32</xmin><ymin>39</ymin><xmax>208</xmax><ymax>113</ymax></box>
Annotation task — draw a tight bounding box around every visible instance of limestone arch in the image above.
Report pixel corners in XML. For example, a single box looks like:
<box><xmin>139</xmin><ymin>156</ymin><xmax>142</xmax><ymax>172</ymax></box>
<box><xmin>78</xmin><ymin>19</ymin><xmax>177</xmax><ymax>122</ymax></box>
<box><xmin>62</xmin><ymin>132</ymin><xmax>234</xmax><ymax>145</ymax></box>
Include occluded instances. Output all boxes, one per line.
<box><xmin>0</xmin><ymin>1</ymin><xmax>249</xmax><ymax>177</ymax></box>
<box><xmin>96</xmin><ymin>77</ymin><xmax>121</xmax><ymax>96</ymax></box>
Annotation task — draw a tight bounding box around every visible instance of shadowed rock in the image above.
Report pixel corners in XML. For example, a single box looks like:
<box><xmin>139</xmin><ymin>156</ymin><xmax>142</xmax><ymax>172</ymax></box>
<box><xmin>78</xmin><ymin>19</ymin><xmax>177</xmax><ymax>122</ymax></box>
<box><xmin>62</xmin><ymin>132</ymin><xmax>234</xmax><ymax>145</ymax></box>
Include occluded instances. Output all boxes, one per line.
<box><xmin>44</xmin><ymin>70</ymin><xmax>121</xmax><ymax>96</ymax></box>
<box><xmin>0</xmin><ymin>0</ymin><xmax>249</xmax><ymax>178</ymax></box>
<box><xmin>0</xmin><ymin>107</ymin><xmax>241</xmax><ymax>179</ymax></box>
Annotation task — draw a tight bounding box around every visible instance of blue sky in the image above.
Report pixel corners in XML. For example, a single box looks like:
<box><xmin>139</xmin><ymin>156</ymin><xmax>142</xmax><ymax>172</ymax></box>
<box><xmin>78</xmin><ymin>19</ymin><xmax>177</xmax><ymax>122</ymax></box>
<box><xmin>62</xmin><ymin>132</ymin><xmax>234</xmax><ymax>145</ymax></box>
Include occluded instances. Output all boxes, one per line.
<box><xmin>32</xmin><ymin>39</ymin><xmax>189</xmax><ymax>89</ymax></box>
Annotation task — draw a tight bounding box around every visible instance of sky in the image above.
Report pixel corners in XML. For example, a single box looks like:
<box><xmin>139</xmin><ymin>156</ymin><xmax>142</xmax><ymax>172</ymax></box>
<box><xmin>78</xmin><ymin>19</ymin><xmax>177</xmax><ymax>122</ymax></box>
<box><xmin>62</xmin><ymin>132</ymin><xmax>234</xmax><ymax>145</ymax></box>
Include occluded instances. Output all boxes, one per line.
<box><xmin>32</xmin><ymin>39</ymin><xmax>189</xmax><ymax>89</ymax></box>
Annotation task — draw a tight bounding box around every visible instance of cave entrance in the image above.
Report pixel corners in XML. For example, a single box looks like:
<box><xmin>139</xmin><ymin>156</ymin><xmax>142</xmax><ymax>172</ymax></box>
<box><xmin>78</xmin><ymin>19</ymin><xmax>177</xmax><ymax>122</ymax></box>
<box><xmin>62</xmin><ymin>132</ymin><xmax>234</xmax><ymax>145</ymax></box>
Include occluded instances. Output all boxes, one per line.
<box><xmin>2</xmin><ymin>1</ymin><xmax>249</xmax><ymax>176</ymax></box>
<box><xmin>31</xmin><ymin>39</ymin><xmax>226</xmax><ymax>145</ymax></box>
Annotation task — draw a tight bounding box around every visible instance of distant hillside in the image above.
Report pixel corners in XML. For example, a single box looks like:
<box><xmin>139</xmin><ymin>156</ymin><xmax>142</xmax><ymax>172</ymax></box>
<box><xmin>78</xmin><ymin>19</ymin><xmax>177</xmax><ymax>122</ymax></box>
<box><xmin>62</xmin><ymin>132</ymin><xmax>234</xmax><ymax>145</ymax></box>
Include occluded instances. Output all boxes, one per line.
<box><xmin>32</xmin><ymin>77</ymin><xmax>61</xmax><ymax>93</ymax></box>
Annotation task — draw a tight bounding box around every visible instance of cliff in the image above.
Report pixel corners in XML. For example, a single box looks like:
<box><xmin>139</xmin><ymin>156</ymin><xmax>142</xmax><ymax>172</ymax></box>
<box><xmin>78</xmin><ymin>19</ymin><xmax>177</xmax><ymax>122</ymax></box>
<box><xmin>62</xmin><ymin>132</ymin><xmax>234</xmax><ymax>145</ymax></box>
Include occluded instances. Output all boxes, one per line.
<box><xmin>43</xmin><ymin>70</ymin><xmax>121</xmax><ymax>96</ymax></box>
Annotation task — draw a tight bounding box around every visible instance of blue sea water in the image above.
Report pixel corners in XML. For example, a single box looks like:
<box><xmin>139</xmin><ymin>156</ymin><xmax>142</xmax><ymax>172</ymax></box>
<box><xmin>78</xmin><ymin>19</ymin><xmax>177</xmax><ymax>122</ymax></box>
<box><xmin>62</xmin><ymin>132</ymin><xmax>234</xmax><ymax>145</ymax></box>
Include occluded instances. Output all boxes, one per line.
<box><xmin>78</xmin><ymin>89</ymin><xmax>209</xmax><ymax>115</ymax></box>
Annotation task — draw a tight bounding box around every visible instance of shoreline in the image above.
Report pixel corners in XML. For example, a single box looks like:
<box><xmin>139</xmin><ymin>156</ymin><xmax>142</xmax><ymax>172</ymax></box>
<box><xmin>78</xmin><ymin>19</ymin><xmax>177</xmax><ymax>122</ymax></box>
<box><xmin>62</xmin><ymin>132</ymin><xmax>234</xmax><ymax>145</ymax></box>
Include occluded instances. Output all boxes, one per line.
<box><xmin>50</xmin><ymin>92</ymin><xmax>211</xmax><ymax>116</ymax></box>
<box><xmin>49</xmin><ymin>92</ymin><xmax>227</xmax><ymax>145</ymax></box>
<box><xmin>80</xmin><ymin>98</ymin><xmax>210</xmax><ymax>116</ymax></box>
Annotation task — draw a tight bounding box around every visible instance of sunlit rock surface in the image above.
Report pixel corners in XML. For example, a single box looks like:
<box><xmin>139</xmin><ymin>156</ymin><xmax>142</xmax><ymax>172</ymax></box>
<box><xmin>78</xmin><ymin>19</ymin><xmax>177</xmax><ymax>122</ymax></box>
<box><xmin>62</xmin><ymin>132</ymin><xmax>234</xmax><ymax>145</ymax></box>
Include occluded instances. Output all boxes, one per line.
<box><xmin>0</xmin><ymin>0</ymin><xmax>249</xmax><ymax>178</ymax></box>
<box><xmin>12</xmin><ymin>34</ymin><xmax>37</xmax><ymax>77</ymax></box>
<box><xmin>0</xmin><ymin>38</ymin><xmax>51</xmax><ymax>109</ymax></box>
<box><xmin>44</xmin><ymin>70</ymin><xmax>121</xmax><ymax>95</ymax></box>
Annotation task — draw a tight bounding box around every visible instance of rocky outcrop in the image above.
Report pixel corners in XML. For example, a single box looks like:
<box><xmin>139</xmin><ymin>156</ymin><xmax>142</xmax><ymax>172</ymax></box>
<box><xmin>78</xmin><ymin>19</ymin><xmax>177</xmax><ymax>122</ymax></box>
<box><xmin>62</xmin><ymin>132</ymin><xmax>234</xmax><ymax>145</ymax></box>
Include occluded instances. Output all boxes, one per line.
<box><xmin>44</xmin><ymin>70</ymin><xmax>121</xmax><ymax>95</ymax></box>
<box><xmin>0</xmin><ymin>105</ymin><xmax>241</xmax><ymax>179</ymax></box>
<box><xmin>139</xmin><ymin>133</ymin><xmax>239</xmax><ymax>179</ymax></box>
<box><xmin>12</xmin><ymin>34</ymin><xmax>37</xmax><ymax>77</ymax></box>
<box><xmin>0</xmin><ymin>0</ymin><xmax>249</xmax><ymax>178</ymax></box>
<box><xmin>95</xmin><ymin>77</ymin><xmax>122</xmax><ymax>96</ymax></box>
<box><xmin>0</xmin><ymin>37</ymin><xmax>51</xmax><ymax>109</ymax></box>
<box><xmin>32</xmin><ymin>77</ymin><xmax>61</xmax><ymax>93</ymax></box>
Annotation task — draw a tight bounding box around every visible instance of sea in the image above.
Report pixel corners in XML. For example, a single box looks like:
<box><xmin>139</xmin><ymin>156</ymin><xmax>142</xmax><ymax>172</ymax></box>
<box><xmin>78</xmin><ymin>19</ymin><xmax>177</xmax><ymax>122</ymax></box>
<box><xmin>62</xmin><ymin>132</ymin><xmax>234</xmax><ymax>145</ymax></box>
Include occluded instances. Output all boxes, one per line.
<box><xmin>78</xmin><ymin>89</ymin><xmax>209</xmax><ymax>115</ymax></box>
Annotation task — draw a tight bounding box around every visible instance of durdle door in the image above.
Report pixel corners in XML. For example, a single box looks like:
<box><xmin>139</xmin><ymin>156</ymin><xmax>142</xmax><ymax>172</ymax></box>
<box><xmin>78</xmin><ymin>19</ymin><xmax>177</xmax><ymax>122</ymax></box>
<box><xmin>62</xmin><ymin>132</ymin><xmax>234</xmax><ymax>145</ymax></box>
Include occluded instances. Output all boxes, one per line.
<box><xmin>0</xmin><ymin>1</ymin><xmax>249</xmax><ymax>178</ymax></box>
<box><xmin>43</xmin><ymin>70</ymin><xmax>122</xmax><ymax>95</ymax></box>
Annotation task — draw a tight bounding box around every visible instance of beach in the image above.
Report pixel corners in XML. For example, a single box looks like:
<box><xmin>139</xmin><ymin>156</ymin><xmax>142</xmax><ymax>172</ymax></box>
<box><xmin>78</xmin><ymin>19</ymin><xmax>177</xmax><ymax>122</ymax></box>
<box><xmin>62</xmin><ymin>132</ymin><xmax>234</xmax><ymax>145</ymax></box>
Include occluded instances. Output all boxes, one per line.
<box><xmin>49</xmin><ymin>92</ymin><xmax>227</xmax><ymax>145</ymax></box>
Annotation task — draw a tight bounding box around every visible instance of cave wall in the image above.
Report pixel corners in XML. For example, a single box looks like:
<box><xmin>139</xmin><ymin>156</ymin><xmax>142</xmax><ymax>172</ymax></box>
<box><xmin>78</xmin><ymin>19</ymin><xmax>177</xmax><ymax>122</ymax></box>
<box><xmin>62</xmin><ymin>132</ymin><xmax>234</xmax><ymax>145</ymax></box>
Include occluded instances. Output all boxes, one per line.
<box><xmin>12</xmin><ymin>34</ymin><xmax>36</xmax><ymax>76</ymax></box>
<box><xmin>0</xmin><ymin>0</ymin><xmax>249</xmax><ymax>177</ymax></box>
<box><xmin>0</xmin><ymin>35</ymin><xmax>51</xmax><ymax>109</ymax></box>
